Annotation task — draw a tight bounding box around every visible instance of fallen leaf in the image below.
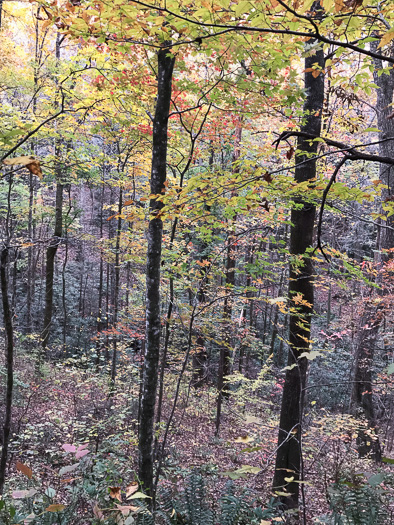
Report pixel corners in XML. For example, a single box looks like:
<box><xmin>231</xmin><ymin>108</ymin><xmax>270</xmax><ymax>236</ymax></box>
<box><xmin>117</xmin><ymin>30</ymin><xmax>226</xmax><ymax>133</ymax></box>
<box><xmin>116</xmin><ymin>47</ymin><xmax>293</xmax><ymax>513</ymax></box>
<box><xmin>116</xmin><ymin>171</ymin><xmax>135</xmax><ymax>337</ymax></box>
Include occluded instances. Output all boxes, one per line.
<box><xmin>109</xmin><ymin>486</ymin><xmax>122</xmax><ymax>502</ymax></box>
<box><xmin>125</xmin><ymin>482</ymin><xmax>139</xmax><ymax>498</ymax></box>
<box><xmin>115</xmin><ymin>504</ymin><xmax>139</xmax><ymax>516</ymax></box>
<box><xmin>62</xmin><ymin>444</ymin><xmax>77</xmax><ymax>453</ymax></box>
<box><xmin>16</xmin><ymin>461</ymin><xmax>32</xmax><ymax>479</ymax></box>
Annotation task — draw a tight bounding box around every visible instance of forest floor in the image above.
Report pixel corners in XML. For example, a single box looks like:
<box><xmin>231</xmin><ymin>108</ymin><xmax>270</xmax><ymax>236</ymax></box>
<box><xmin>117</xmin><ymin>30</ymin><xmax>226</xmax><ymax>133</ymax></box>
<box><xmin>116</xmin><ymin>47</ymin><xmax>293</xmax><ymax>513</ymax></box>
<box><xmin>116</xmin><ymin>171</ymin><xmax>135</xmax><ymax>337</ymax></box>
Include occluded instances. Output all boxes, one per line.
<box><xmin>2</xmin><ymin>351</ymin><xmax>394</xmax><ymax>524</ymax></box>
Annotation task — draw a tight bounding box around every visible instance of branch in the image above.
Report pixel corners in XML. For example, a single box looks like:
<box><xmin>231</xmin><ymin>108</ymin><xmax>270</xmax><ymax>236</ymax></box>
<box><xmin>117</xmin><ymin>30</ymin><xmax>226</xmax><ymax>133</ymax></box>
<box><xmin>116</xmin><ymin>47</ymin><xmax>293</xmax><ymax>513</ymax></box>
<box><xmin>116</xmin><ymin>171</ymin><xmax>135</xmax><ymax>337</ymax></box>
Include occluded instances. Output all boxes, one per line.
<box><xmin>316</xmin><ymin>156</ymin><xmax>349</xmax><ymax>262</ymax></box>
<box><xmin>273</xmin><ymin>131</ymin><xmax>394</xmax><ymax>165</ymax></box>
<box><xmin>129</xmin><ymin>0</ymin><xmax>394</xmax><ymax>64</ymax></box>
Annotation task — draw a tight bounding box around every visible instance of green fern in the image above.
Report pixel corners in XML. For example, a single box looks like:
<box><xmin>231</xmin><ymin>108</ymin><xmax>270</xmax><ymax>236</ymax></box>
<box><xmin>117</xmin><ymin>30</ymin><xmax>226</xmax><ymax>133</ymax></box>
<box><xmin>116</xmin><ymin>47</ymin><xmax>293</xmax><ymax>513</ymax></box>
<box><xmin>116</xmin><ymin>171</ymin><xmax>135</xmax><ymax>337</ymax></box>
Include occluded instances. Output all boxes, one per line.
<box><xmin>327</xmin><ymin>481</ymin><xmax>387</xmax><ymax>525</ymax></box>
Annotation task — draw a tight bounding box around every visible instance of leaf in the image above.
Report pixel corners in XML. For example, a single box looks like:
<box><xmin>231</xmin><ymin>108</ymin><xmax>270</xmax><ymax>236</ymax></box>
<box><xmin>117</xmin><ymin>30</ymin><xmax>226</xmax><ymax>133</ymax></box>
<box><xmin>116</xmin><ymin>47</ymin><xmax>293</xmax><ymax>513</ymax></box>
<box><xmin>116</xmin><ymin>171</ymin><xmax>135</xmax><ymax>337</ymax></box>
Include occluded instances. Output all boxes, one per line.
<box><xmin>387</xmin><ymin>363</ymin><xmax>394</xmax><ymax>375</ymax></box>
<box><xmin>62</xmin><ymin>444</ymin><xmax>77</xmax><ymax>453</ymax></box>
<box><xmin>59</xmin><ymin>463</ymin><xmax>79</xmax><ymax>476</ymax></box>
<box><xmin>244</xmin><ymin>415</ymin><xmax>263</xmax><ymax>425</ymax></box>
<box><xmin>3</xmin><ymin>156</ymin><xmax>43</xmax><ymax>179</ymax></box>
<box><xmin>109</xmin><ymin>487</ymin><xmax>122</xmax><ymax>502</ymax></box>
<box><xmin>93</xmin><ymin>503</ymin><xmax>105</xmax><ymax>520</ymax></box>
<box><xmin>286</xmin><ymin>147</ymin><xmax>294</xmax><ymax>160</ymax></box>
<box><xmin>221</xmin><ymin>465</ymin><xmax>260</xmax><ymax>480</ymax></box>
<box><xmin>368</xmin><ymin>473</ymin><xmax>385</xmax><ymax>486</ymax></box>
<box><xmin>127</xmin><ymin>491</ymin><xmax>150</xmax><ymax>500</ymax></box>
<box><xmin>125</xmin><ymin>482</ymin><xmax>139</xmax><ymax>498</ymax></box>
<box><xmin>75</xmin><ymin>445</ymin><xmax>89</xmax><ymax>459</ymax></box>
<box><xmin>45</xmin><ymin>504</ymin><xmax>66</xmax><ymax>512</ymax></box>
<box><xmin>115</xmin><ymin>503</ymin><xmax>139</xmax><ymax>516</ymax></box>
<box><xmin>299</xmin><ymin>350</ymin><xmax>322</xmax><ymax>360</ymax></box>
<box><xmin>16</xmin><ymin>461</ymin><xmax>32</xmax><ymax>479</ymax></box>
<box><xmin>12</xmin><ymin>489</ymin><xmax>37</xmax><ymax>499</ymax></box>
<box><xmin>3</xmin><ymin>155</ymin><xmax>36</xmax><ymax>166</ymax></box>
<box><xmin>234</xmin><ymin>435</ymin><xmax>254</xmax><ymax>443</ymax></box>
<box><xmin>382</xmin><ymin>457</ymin><xmax>394</xmax><ymax>464</ymax></box>
<box><xmin>378</xmin><ymin>30</ymin><xmax>394</xmax><ymax>49</ymax></box>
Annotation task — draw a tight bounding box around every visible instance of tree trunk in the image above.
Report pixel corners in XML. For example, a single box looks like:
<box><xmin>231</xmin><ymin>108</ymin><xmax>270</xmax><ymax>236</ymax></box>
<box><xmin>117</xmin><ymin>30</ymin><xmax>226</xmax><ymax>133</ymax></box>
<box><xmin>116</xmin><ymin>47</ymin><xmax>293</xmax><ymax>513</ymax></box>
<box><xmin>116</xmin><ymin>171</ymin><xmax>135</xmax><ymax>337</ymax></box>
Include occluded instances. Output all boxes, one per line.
<box><xmin>351</xmin><ymin>301</ymin><xmax>382</xmax><ymax>460</ymax></box>
<box><xmin>138</xmin><ymin>46</ymin><xmax>175</xmax><ymax>499</ymax></box>
<box><xmin>216</xmin><ymin>117</ymin><xmax>242</xmax><ymax>434</ymax></box>
<box><xmin>41</xmin><ymin>176</ymin><xmax>63</xmax><ymax>352</ymax></box>
<box><xmin>348</xmin><ymin>40</ymin><xmax>394</xmax><ymax>460</ymax></box>
<box><xmin>272</xmin><ymin>45</ymin><xmax>324</xmax><ymax>513</ymax></box>
<box><xmin>0</xmin><ymin>248</ymin><xmax>14</xmax><ymax>495</ymax></box>
<box><xmin>111</xmin><ymin>187</ymin><xmax>122</xmax><ymax>383</ymax></box>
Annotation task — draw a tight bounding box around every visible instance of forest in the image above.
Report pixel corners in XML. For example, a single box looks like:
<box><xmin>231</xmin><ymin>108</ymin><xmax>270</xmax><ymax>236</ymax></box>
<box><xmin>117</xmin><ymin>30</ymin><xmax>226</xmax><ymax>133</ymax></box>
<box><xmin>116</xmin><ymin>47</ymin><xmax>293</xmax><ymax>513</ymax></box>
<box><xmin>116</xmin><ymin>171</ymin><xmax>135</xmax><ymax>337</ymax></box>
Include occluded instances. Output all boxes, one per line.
<box><xmin>0</xmin><ymin>0</ymin><xmax>393</xmax><ymax>523</ymax></box>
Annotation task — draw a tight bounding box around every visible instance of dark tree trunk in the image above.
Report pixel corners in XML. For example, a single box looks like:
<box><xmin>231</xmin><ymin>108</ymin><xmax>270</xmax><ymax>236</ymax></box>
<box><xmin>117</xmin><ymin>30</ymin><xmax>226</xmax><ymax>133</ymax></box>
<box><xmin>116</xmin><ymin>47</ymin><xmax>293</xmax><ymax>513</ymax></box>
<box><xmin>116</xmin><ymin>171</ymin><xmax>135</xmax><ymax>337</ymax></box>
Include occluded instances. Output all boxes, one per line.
<box><xmin>351</xmin><ymin>301</ymin><xmax>382</xmax><ymax>460</ymax></box>
<box><xmin>0</xmin><ymin>248</ymin><xmax>14</xmax><ymax>495</ymax></box>
<box><xmin>111</xmin><ymin>188</ymin><xmax>122</xmax><ymax>383</ymax></box>
<box><xmin>372</xmin><ymin>41</ymin><xmax>394</xmax><ymax>252</ymax></box>
<box><xmin>41</xmin><ymin>34</ymin><xmax>63</xmax><ymax>354</ymax></box>
<box><xmin>348</xmin><ymin>41</ymin><xmax>394</xmax><ymax>461</ymax></box>
<box><xmin>272</xmin><ymin>45</ymin><xmax>324</xmax><ymax>513</ymax></box>
<box><xmin>138</xmin><ymin>46</ymin><xmax>175</xmax><ymax>499</ymax></box>
<box><xmin>41</xmin><ymin>177</ymin><xmax>63</xmax><ymax>352</ymax></box>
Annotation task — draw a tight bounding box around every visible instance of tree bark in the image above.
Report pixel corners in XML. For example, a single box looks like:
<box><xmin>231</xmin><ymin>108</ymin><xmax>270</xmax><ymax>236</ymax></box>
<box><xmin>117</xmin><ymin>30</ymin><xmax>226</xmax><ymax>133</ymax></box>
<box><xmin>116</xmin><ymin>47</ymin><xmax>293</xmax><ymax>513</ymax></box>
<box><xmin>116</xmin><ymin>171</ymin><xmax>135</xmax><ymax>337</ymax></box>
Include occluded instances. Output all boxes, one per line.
<box><xmin>41</xmin><ymin>175</ymin><xmax>63</xmax><ymax>352</ymax></box>
<box><xmin>272</xmin><ymin>45</ymin><xmax>324</xmax><ymax>513</ymax></box>
<box><xmin>216</xmin><ymin>117</ymin><xmax>242</xmax><ymax>434</ymax></box>
<box><xmin>138</xmin><ymin>46</ymin><xmax>175</xmax><ymax>499</ymax></box>
<box><xmin>348</xmin><ymin>40</ymin><xmax>394</xmax><ymax>461</ymax></box>
<box><xmin>0</xmin><ymin>248</ymin><xmax>14</xmax><ymax>495</ymax></box>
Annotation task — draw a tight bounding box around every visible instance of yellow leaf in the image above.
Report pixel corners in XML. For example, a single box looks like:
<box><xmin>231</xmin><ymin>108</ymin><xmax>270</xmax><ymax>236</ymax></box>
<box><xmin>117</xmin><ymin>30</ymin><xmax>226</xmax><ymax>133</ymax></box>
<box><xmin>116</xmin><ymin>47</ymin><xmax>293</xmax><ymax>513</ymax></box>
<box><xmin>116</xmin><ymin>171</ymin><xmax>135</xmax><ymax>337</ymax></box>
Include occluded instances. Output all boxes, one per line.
<box><xmin>378</xmin><ymin>30</ymin><xmax>394</xmax><ymax>49</ymax></box>
<box><xmin>234</xmin><ymin>435</ymin><xmax>253</xmax><ymax>443</ymax></box>
<box><xmin>46</xmin><ymin>504</ymin><xmax>66</xmax><ymax>512</ymax></box>
<box><xmin>3</xmin><ymin>156</ymin><xmax>43</xmax><ymax>179</ymax></box>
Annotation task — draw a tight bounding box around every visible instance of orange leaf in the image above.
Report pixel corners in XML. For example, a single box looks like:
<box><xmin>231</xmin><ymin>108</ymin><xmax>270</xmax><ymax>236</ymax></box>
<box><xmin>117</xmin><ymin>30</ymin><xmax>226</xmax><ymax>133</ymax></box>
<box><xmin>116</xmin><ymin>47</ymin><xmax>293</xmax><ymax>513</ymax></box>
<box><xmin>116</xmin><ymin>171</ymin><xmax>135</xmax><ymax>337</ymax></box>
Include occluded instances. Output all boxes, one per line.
<box><xmin>109</xmin><ymin>487</ymin><xmax>122</xmax><ymax>502</ymax></box>
<box><xmin>46</xmin><ymin>504</ymin><xmax>66</xmax><ymax>512</ymax></box>
<box><xmin>16</xmin><ymin>461</ymin><xmax>32</xmax><ymax>479</ymax></box>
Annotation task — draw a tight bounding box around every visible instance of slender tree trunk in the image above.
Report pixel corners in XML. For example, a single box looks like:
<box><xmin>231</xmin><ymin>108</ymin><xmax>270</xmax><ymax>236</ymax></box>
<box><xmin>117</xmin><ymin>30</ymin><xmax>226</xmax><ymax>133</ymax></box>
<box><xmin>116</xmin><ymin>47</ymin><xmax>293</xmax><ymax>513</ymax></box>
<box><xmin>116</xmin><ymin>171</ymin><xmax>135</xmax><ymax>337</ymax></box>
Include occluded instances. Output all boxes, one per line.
<box><xmin>41</xmin><ymin>176</ymin><xmax>63</xmax><ymax>352</ymax></box>
<box><xmin>138</xmin><ymin>46</ymin><xmax>175</xmax><ymax>499</ymax></box>
<box><xmin>26</xmin><ymin>174</ymin><xmax>35</xmax><ymax>332</ymax></box>
<box><xmin>272</xmin><ymin>44</ymin><xmax>324</xmax><ymax>513</ymax></box>
<box><xmin>41</xmin><ymin>34</ymin><xmax>63</xmax><ymax>354</ymax></box>
<box><xmin>111</xmin><ymin>187</ymin><xmax>122</xmax><ymax>383</ymax></box>
<box><xmin>96</xmin><ymin>182</ymin><xmax>105</xmax><ymax>368</ymax></box>
<box><xmin>216</xmin><ymin>117</ymin><xmax>242</xmax><ymax>434</ymax></box>
<box><xmin>0</xmin><ymin>248</ymin><xmax>14</xmax><ymax>495</ymax></box>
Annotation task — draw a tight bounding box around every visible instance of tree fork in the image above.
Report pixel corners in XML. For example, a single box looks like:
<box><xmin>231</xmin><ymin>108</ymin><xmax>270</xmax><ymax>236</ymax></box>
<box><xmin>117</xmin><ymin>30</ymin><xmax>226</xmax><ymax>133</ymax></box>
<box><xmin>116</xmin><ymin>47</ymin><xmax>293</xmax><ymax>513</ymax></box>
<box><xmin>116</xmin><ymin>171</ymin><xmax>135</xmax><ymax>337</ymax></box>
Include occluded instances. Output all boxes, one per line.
<box><xmin>138</xmin><ymin>45</ymin><xmax>175</xmax><ymax>500</ymax></box>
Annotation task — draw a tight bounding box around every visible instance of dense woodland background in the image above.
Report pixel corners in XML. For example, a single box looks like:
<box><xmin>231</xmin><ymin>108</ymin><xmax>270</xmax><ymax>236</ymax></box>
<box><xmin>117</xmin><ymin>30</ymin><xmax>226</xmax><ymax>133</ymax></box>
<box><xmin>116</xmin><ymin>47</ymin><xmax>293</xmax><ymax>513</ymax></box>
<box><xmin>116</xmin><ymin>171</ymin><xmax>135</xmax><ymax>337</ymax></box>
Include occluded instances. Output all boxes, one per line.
<box><xmin>0</xmin><ymin>0</ymin><xmax>393</xmax><ymax>523</ymax></box>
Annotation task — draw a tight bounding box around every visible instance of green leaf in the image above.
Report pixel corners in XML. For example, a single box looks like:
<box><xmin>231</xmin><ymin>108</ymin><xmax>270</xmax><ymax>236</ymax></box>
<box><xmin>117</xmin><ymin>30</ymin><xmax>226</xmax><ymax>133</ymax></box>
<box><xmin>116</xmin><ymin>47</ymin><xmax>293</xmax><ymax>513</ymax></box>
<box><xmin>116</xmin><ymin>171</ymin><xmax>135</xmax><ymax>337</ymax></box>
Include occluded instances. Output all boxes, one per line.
<box><xmin>368</xmin><ymin>473</ymin><xmax>385</xmax><ymax>486</ymax></box>
<box><xmin>387</xmin><ymin>363</ymin><xmax>394</xmax><ymax>375</ymax></box>
<box><xmin>382</xmin><ymin>457</ymin><xmax>394</xmax><ymax>464</ymax></box>
<box><xmin>221</xmin><ymin>465</ymin><xmax>260</xmax><ymax>480</ymax></box>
